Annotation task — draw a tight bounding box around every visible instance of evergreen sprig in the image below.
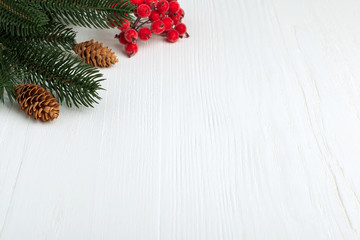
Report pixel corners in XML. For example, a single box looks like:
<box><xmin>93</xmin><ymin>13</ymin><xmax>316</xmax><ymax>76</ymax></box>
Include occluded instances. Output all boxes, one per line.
<box><xmin>0</xmin><ymin>45</ymin><xmax>16</xmax><ymax>103</ymax></box>
<box><xmin>0</xmin><ymin>0</ymin><xmax>134</xmax><ymax>107</ymax></box>
<box><xmin>29</xmin><ymin>22</ymin><xmax>77</xmax><ymax>52</ymax></box>
<box><xmin>32</xmin><ymin>0</ymin><xmax>134</xmax><ymax>29</ymax></box>
<box><xmin>2</xmin><ymin>36</ymin><xmax>103</xmax><ymax>107</ymax></box>
<box><xmin>0</xmin><ymin>0</ymin><xmax>49</xmax><ymax>36</ymax></box>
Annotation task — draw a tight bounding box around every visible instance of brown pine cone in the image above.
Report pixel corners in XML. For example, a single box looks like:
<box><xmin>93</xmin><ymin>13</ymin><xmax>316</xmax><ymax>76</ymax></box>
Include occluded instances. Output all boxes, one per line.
<box><xmin>14</xmin><ymin>84</ymin><xmax>60</xmax><ymax>122</ymax></box>
<box><xmin>73</xmin><ymin>39</ymin><xmax>118</xmax><ymax>68</ymax></box>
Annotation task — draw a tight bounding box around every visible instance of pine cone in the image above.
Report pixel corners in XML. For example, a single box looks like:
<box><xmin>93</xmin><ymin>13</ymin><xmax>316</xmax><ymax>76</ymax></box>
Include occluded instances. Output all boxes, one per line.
<box><xmin>73</xmin><ymin>39</ymin><xmax>118</xmax><ymax>68</ymax></box>
<box><xmin>14</xmin><ymin>84</ymin><xmax>60</xmax><ymax>122</ymax></box>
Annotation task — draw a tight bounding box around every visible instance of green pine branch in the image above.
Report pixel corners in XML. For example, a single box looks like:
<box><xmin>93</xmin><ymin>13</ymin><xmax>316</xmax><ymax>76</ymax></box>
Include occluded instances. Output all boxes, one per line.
<box><xmin>1</xmin><ymin>35</ymin><xmax>104</xmax><ymax>107</ymax></box>
<box><xmin>29</xmin><ymin>22</ymin><xmax>77</xmax><ymax>52</ymax></box>
<box><xmin>0</xmin><ymin>67</ymin><xmax>15</xmax><ymax>103</ymax></box>
<box><xmin>0</xmin><ymin>0</ymin><xmax>49</xmax><ymax>36</ymax></box>
<box><xmin>29</xmin><ymin>0</ymin><xmax>135</xmax><ymax>29</ymax></box>
<box><xmin>0</xmin><ymin>22</ymin><xmax>77</xmax><ymax>103</ymax></box>
<box><xmin>0</xmin><ymin>44</ymin><xmax>28</xmax><ymax>103</ymax></box>
<box><xmin>0</xmin><ymin>0</ymin><xmax>135</xmax><ymax>108</ymax></box>
<box><xmin>0</xmin><ymin>46</ymin><xmax>15</xmax><ymax>103</ymax></box>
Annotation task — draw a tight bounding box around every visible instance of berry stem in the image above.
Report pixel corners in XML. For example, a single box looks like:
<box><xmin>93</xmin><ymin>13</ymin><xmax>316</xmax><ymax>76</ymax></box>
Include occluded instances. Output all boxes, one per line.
<box><xmin>179</xmin><ymin>32</ymin><xmax>190</xmax><ymax>38</ymax></box>
<box><xmin>135</xmin><ymin>20</ymin><xmax>151</xmax><ymax>31</ymax></box>
<box><xmin>131</xmin><ymin>17</ymin><xmax>142</xmax><ymax>29</ymax></box>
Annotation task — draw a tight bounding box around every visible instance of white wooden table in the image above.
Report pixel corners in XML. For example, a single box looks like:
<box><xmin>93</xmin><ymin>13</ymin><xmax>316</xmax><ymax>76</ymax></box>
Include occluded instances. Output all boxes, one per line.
<box><xmin>1</xmin><ymin>0</ymin><xmax>360</xmax><ymax>239</ymax></box>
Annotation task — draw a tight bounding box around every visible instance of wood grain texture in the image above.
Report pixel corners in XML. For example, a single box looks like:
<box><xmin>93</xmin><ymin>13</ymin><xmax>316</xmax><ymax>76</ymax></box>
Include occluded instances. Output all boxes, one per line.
<box><xmin>1</xmin><ymin>0</ymin><xmax>360</xmax><ymax>239</ymax></box>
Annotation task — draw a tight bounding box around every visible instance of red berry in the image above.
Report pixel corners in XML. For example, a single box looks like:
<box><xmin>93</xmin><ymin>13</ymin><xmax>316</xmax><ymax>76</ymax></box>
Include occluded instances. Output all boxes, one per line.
<box><xmin>169</xmin><ymin>12</ymin><xmax>180</xmax><ymax>24</ymax></box>
<box><xmin>158</xmin><ymin>11</ymin><xmax>165</xmax><ymax>19</ymax></box>
<box><xmin>118</xmin><ymin>19</ymin><xmax>130</xmax><ymax>31</ymax></box>
<box><xmin>157</xmin><ymin>0</ymin><xmax>169</xmax><ymax>12</ymax></box>
<box><xmin>130</xmin><ymin>0</ymin><xmax>143</xmax><ymax>5</ymax></box>
<box><xmin>151</xmin><ymin>20</ymin><xmax>166</xmax><ymax>34</ymax></box>
<box><xmin>117</xmin><ymin>32</ymin><xmax>129</xmax><ymax>44</ymax></box>
<box><xmin>149</xmin><ymin>10</ymin><xmax>160</xmax><ymax>22</ymax></box>
<box><xmin>162</xmin><ymin>17</ymin><xmax>174</xmax><ymax>31</ymax></box>
<box><xmin>124</xmin><ymin>29</ymin><xmax>138</xmax><ymax>43</ymax></box>
<box><xmin>175</xmin><ymin>23</ymin><xmax>186</xmax><ymax>35</ymax></box>
<box><xmin>178</xmin><ymin>8</ymin><xmax>185</xmax><ymax>18</ymax></box>
<box><xmin>168</xmin><ymin>1</ymin><xmax>180</xmax><ymax>13</ymax></box>
<box><xmin>138</xmin><ymin>27</ymin><xmax>152</xmax><ymax>41</ymax></box>
<box><xmin>144</xmin><ymin>0</ymin><xmax>157</xmax><ymax>8</ymax></box>
<box><xmin>125</xmin><ymin>43</ymin><xmax>138</xmax><ymax>57</ymax></box>
<box><xmin>137</xmin><ymin>4</ymin><xmax>152</xmax><ymax>18</ymax></box>
<box><xmin>167</xmin><ymin>29</ymin><xmax>179</xmax><ymax>43</ymax></box>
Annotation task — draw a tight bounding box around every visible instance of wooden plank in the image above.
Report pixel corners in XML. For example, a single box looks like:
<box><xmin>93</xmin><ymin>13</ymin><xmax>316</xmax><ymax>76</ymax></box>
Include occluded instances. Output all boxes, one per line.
<box><xmin>1</xmin><ymin>0</ymin><xmax>360</xmax><ymax>239</ymax></box>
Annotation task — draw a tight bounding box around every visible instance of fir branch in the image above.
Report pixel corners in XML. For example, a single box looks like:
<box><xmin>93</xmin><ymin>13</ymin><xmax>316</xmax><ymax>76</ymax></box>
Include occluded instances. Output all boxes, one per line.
<box><xmin>0</xmin><ymin>0</ymin><xmax>135</xmax><ymax>108</ymax></box>
<box><xmin>0</xmin><ymin>46</ymin><xmax>17</xmax><ymax>103</ymax></box>
<box><xmin>29</xmin><ymin>22</ymin><xmax>77</xmax><ymax>52</ymax></box>
<box><xmin>23</xmin><ymin>44</ymin><xmax>104</xmax><ymax>108</ymax></box>
<box><xmin>1</xmin><ymin>36</ymin><xmax>104</xmax><ymax>107</ymax></box>
<box><xmin>29</xmin><ymin>0</ymin><xmax>135</xmax><ymax>29</ymax></box>
<box><xmin>0</xmin><ymin>66</ymin><xmax>15</xmax><ymax>103</ymax></box>
<box><xmin>0</xmin><ymin>0</ymin><xmax>49</xmax><ymax>36</ymax></box>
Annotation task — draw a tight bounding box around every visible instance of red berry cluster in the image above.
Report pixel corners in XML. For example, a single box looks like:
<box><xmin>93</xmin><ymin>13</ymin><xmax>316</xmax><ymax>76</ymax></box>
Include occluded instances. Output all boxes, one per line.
<box><xmin>115</xmin><ymin>0</ymin><xmax>189</xmax><ymax>57</ymax></box>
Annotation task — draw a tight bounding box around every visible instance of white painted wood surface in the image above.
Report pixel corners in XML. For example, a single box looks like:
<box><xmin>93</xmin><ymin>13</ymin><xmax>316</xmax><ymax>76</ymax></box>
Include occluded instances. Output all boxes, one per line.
<box><xmin>1</xmin><ymin>0</ymin><xmax>360</xmax><ymax>239</ymax></box>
